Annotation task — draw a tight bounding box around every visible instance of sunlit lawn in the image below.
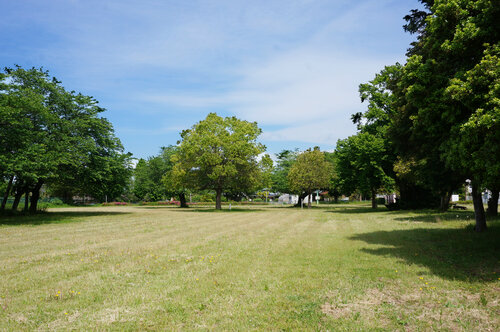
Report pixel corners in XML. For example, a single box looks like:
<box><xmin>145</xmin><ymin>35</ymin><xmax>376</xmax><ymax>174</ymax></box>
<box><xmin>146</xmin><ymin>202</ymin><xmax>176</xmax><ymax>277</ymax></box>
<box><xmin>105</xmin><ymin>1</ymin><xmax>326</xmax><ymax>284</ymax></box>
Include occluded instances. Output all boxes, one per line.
<box><xmin>0</xmin><ymin>204</ymin><xmax>499</xmax><ymax>330</ymax></box>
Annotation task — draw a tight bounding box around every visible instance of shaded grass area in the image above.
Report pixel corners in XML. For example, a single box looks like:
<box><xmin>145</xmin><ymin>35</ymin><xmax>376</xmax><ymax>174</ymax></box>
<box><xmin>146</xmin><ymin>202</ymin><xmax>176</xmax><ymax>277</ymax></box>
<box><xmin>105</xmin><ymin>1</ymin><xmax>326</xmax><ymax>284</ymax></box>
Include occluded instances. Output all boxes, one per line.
<box><xmin>351</xmin><ymin>222</ymin><xmax>500</xmax><ymax>282</ymax></box>
<box><xmin>0</xmin><ymin>210</ymin><xmax>132</xmax><ymax>226</ymax></box>
<box><xmin>0</xmin><ymin>205</ymin><xmax>499</xmax><ymax>330</ymax></box>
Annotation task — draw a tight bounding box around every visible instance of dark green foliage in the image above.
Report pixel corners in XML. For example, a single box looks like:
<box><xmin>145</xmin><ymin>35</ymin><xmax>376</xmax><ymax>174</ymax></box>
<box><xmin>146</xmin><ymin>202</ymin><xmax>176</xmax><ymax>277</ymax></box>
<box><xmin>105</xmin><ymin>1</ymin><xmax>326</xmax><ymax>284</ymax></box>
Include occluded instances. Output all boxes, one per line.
<box><xmin>134</xmin><ymin>146</ymin><xmax>177</xmax><ymax>202</ymax></box>
<box><xmin>271</xmin><ymin>149</ymin><xmax>299</xmax><ymax>194</ymax></box>
<box><xmin>351</xmin><ymin>1</ymin><xmax>498</xmax><ymax>227</ymax></box>
<box><xmin>390</xmin><ymin>0</ymin><xmax>499</xmax><ymax>229</ymax></box>
<box><xmin>0</xmin><ymin>66</ymin><xmax>131</xmax><ymax>210</ymax></box>
<box><xmin>335</xmin><ymin>133</ymin><xmax>394</xmax><ymax>209</ymax></box>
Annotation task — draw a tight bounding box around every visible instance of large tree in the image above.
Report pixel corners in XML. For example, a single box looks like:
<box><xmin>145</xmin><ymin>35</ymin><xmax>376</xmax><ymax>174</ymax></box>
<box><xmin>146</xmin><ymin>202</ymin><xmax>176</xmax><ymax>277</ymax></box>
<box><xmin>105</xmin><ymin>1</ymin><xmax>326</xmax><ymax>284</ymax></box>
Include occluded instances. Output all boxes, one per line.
<box><xmin>170</xmin><ymin>113</ymin><xmax>266</xmax><ymax>210</ymax></box>
<box><xmin>390</xmin><ymin>0</ymin><xmax>499</xmax><ymax>230</ymax></box>
<box><xmin>288</xmin><ymin>147</ymin><xmax>332</xmax><ymax>208</ymax></box>
<box><xmin>444</xmin><ymin>44</ymin><xmax>500</xmax><ymax>222</ymax></box>
<box><xmin>0</xmin><ymin>66</ymin><xmax>131</xmax><ymax>211</ymax></box>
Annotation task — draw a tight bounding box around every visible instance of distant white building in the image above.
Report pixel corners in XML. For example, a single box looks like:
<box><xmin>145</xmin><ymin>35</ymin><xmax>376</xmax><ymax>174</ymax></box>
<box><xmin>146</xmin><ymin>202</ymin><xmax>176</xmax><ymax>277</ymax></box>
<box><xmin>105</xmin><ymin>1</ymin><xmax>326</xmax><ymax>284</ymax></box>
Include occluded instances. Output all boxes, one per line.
<box><xmin>278</xmin><ymin>194</ymin><xmax>298</xmax><ymax>205</ymax></box>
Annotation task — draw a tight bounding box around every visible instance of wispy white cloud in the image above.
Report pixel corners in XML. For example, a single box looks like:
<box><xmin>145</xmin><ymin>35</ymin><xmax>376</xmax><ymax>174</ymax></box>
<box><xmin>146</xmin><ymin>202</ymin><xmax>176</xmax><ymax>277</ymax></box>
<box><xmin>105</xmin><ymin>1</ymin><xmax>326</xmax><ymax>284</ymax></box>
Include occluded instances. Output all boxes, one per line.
<box><xmin>1</xmin><ymin>0</ymin><xmax>417</xmax><ymax>157</ymax></box>
<box><xmin>261</xmin><ymin>121</ymin><xmax>354</xmax><ymax>145</ymax></box>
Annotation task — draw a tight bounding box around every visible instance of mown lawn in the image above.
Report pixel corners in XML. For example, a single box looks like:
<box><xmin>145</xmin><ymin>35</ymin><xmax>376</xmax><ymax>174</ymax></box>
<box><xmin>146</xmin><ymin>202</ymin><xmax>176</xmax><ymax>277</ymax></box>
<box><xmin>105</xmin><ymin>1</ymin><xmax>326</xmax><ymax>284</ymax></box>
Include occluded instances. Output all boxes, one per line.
<box><xmin>0</xmin><ymin>204</ymin><xmax>499</xmax><ymax>331</ymax></box>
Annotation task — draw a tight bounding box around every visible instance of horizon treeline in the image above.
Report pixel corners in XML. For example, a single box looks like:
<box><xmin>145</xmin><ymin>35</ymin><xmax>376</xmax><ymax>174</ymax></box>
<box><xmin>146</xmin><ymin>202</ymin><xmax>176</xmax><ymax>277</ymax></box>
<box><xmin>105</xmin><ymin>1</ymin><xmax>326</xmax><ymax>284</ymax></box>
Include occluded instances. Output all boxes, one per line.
<box><xmin>1</xmin><ymin>1</ymin><xmax>498</xmax><ymax>231</ymax></box>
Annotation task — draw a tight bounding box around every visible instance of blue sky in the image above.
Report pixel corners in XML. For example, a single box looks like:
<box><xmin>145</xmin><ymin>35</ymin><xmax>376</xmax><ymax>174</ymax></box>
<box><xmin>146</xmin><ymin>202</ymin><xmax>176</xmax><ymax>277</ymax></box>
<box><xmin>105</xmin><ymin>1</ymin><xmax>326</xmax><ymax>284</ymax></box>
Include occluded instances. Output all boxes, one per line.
<box><xmin>1</xmin><ymin>0</ymin><xmax>419</xmax><ymax>160</ymax></box>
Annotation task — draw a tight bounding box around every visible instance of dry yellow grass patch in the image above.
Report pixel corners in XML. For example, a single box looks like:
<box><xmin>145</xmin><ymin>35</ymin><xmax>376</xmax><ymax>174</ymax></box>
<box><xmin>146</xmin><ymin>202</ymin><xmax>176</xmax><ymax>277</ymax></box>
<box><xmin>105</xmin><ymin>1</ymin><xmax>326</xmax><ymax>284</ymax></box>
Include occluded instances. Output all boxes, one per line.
<box><xmin>322</xmin><ymin>280</ymin><xmax>500</xmax><ymax>331</ymax></box>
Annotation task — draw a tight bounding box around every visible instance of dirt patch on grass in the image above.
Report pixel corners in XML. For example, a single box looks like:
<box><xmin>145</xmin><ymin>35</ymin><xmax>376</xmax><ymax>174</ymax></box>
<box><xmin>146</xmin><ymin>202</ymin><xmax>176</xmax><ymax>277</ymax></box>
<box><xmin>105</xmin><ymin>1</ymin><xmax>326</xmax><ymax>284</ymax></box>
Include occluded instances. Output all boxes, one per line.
<box><xmin>9</xmin><ymin>312</ymin><xmax>28</xmax><ymax>324</ymax></box>
<box><xmin>95</xmin><ymin>307</ymin><xmax>135</xmax><ymax>324</ymax></box>
<box><xmin>322</xmin><ymin>282</ymin><xmax>500</xmax><ymax>331</ymax></box>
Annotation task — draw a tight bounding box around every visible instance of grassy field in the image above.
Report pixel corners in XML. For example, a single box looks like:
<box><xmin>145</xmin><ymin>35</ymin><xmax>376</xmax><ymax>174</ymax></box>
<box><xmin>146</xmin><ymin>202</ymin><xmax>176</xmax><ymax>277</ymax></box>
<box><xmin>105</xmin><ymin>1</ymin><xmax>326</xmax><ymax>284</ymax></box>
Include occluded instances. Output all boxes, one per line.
<box><xmin>0</xmin><ymin>204</ymin><xmax>499</xmax><ymax>331</ymax></box>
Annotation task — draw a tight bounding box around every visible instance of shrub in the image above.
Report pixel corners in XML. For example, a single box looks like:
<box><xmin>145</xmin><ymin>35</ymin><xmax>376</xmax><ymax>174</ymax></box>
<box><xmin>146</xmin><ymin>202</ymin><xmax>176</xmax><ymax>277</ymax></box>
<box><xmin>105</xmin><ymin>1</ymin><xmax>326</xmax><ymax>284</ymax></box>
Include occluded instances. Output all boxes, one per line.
<box><xmin>140</xmin><ymin>201</ymin><xmax>180</xmax><ymax>206</ymax></box>
<box><xmin>102</xmin><ymin>202</ymin><xmax>127</xmax><ymax>206</ymax></box>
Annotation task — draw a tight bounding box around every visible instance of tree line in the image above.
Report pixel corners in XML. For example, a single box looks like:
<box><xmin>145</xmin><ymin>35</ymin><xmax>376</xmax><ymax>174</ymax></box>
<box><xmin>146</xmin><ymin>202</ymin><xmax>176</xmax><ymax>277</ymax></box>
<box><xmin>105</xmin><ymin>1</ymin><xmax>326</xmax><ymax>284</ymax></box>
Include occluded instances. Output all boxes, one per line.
<box><xmin>131</xmin><ymin>0</ymin><xmax>499</xmax><ymax>232</ymax></box>
<box><xmin>336</xmin><ymin>0</ymin><xmax>499</xmax><ymax>231</ymax></box>
<box><xmin>1</xmin><ymin>1</ymin><xmax>497</xmax><ymax>232</ymax></box>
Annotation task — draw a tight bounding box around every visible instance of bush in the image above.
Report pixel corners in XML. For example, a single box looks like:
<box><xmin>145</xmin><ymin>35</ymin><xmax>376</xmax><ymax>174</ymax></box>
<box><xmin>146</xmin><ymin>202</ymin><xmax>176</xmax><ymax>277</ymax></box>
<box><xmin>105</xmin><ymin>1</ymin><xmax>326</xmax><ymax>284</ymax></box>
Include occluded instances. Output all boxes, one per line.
<box><xmin>140</xmin><ymin>201</ymin><xmax>180</xmax><ymax>206</ymax></box>
<box><xmin>102</xmin><ymin>202</ymin><xmax>127</xmax><ymax>206</ymax></box>
<box><xmin>191</xmin><ymin>193</ymin><xmax>215</xmax><ymax>202</ymax></box>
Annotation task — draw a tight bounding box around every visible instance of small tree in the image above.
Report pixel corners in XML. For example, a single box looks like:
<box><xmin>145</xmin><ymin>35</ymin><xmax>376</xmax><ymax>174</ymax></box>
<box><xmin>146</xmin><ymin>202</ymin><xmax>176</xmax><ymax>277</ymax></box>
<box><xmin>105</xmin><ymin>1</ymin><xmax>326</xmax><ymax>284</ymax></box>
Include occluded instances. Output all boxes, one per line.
<box><xmin>288</xmin><ymin>147</ymin><xmax>332</xmax><ymax>208</ymax></box>
<box><xmin>170</xmin><ymin>113</ymin><xmax>266</xmax><ymax>210</ymax></box>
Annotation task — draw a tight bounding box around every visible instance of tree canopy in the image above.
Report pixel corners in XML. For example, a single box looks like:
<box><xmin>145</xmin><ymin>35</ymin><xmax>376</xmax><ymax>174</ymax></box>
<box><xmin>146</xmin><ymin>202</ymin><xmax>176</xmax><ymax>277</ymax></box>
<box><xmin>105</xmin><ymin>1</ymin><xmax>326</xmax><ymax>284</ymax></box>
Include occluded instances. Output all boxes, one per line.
<box><xmin>0</xmin><ymin>66</ymin><xmax>131</xmax><ymax>211</ymax></box>
<box><xmin>335</xmin><ymin>133</ymin><xmax>394</xmax><ymax>209</ymax></box>
<box><xmin>390</xmin><ymin>0</ymin><xmax>499</xmax><ymax>230</ymax></box>
<box><xmin>288</xmin><ymin>147</ymin><xmax>332</xmax><ymax>208</ymax></box>
<box><xmin>169</xmin><ymin>113</ymin><xmax>268</xmax><ymax>209</ymax></box>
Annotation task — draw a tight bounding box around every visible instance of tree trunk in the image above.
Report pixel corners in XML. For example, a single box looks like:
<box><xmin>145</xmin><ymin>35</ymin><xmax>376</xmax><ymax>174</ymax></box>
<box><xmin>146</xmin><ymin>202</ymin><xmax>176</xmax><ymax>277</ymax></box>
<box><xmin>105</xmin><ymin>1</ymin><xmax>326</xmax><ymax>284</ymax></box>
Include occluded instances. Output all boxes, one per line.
<box><xmin>371</xmin><ymin>188</ymin><xmax>377</xmax><ymax>209</ymax></box>
<box><xmin>179</xmin><ymin>192</ymin><xmax>188</xmax><ymax>208</ymax></box>
<box><xmin>294</xmin><ymin>192</ymin><xmax>308</xmax><ymax>207</ymax></box>
<box><xmin>1</xmin><ymin>175</ymin><xmax>14</xmax><ymax>211</ymax></box>
<box><xmin>24</xmin><ymin>188</ymin><xmax>30</xmax><ymax>212</ymax></box>
<box><xmin>471</xmin><ymin>181</ymin><xmax>487</xmax><ymax>232</ymax></box>
<box><xmin>11</xmin><ymin>189</ymin><xmax>23</xmax><ymax>211</ymax></box>
<box><xmin>334</xmin><ymin>195</ymin><xmax>339</xmax><ymax>203</ymax></box>
<box><xmin>487</xmin><ymin>188</ymin><xmax>499</xmax><ymax>217</ymax></box>
<box><xmin>215</xmin><ymin>188</ymin><xmax>222</xmax><ymax>210</ymax></box>
<box><xmin>439</xmin><ymin>191</ymin><xmax>452</xmax><ymax>212</ymax></box>
<box><xmin>307</xmin><ymin>191</ymin><xmax>312</xmax><ymax>209</ymax></box>
<box><xmin>29</xmin><ymin>180</ymin><xmax>43</xmax><ymax>213</ymax></box>
<box><xmin>62</xmin><ymin>190</ymin><xmax>73</xmax><ymax>205</ymax></box>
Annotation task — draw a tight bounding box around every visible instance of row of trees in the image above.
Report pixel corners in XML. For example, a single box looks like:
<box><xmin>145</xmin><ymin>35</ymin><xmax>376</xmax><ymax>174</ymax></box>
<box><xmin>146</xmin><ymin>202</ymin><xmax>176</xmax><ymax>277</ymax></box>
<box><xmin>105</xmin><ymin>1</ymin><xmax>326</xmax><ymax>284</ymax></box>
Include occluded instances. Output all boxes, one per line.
<box><xmin>0</xmin><ymin>67</ymin><xmax>335</xmax><ymax>212</ymax></box>
<box><xmin>132</xmin><ymin>118</ymin><xmax>341</xmax><ymax>210</ymax></box>
<box><xmin>332</xmin><ymin>0</ymin><xmax>499</xmax><ymax>231</ymax></box>
<box><xmin>1</xmin><ymin>1</ymin><xmax>497</xmax><ymax>232</ymax></box>
<box><xmin>0</xmin><ymin>67</ymin><xmax>132</xmax><ymax>212</ymax></box>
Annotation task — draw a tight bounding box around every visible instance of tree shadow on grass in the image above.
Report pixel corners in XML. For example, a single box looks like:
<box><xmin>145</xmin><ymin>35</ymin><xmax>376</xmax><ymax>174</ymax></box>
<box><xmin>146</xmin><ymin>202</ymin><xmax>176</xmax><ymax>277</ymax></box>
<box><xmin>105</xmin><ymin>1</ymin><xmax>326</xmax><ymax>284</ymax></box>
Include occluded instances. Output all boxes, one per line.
<box><xmin>136</xmin><ymin>206</ymin><xmax>180</xmax><ymax>209</ymax></box>
<box><xmin>166</xmin><ymin>207</ymin><xmax>267</xmax><ymax>213</ymax></box>
<box><xmin>350</xmin><ymin>221</ymin><xmax>500</xmax><ymax>281</ymax></box>
<box><xmin>326</xmin><ymin>207</ymin><xmax>476</xmax><ymax>223</ymax></box>
<box><xmin>0</xmin><ymin>211</ymin><xmax>132</xmax><ymax>226</ymax></box>
<box><xmin>392</xmin><ymin>210</ymin><xmax>476</xmax><ymax>223</ymax></box>
<box><xmin>325</xmin><ymin>206</ymin><xmax>391</xmax><ymax>214</ymax></box>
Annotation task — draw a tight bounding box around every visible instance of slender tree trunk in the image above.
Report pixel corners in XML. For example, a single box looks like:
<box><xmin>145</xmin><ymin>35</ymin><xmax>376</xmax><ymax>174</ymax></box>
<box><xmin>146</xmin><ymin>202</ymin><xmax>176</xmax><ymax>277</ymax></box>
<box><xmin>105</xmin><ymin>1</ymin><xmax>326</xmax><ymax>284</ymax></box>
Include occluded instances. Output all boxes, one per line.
<box><xmin>439</xmin><ymin>191</ymin><xmax>452</xmax><ymax>212</ymax></box>
<box><xmin>1</xmin><ymin>175</ymin><xmax>14</xmax><ymax>210</ymax></box>
<box><xmin>487</xmin><ymin>188</ymin><xmax>499</xmax><ymax>217</ymax></box>
<box><xmin>179</xmin><ymin>192</ymin><xmax>188</xmax><ymax>208</ymax></box>
<box><xmin>215</xmin><ymin>188</ymin><xmax>222</xmax><ymax>210</ymax></box>
<box><xmin>471</xmin><ymin>181</ymin><xmax>487</xmax><ymax>232</ymax></box>
<box><xmin>24</xmin><ymin>188</ymin><xmax>30</xmax><ymax>212</ymax></box>
<box><xmin>334</xmin><ymin>195</ymin><xmax>338</xmax><ymax>203</ymax></box>
<box><xmin>12</xmin><ymin>188</ymin><xmax>23</xmax><ymax>211</ymax></box>
<box><xmin>371</xmin><ymin>188</ymin><xmax>377</xmax><ymax>209</ymax></box>
<box><xmin>29</xmin><ymin>180</ymin><xmax>43</xmax><ymax>213</ymax></box>
<box><xmin>307</xmin><ymin>190</ymin><xmax>312</xmax><ymax>208</ymax></box>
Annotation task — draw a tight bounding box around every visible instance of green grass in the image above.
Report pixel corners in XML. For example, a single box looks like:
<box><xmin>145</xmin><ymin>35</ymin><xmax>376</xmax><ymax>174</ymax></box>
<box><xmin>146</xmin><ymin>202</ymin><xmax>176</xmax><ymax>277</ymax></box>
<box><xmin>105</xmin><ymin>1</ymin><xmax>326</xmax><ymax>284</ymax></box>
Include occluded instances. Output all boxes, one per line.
<box><xmin>0</xmin><ymin>204</ymin><xmax>499</xmax><ymax>330</ymax></box>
